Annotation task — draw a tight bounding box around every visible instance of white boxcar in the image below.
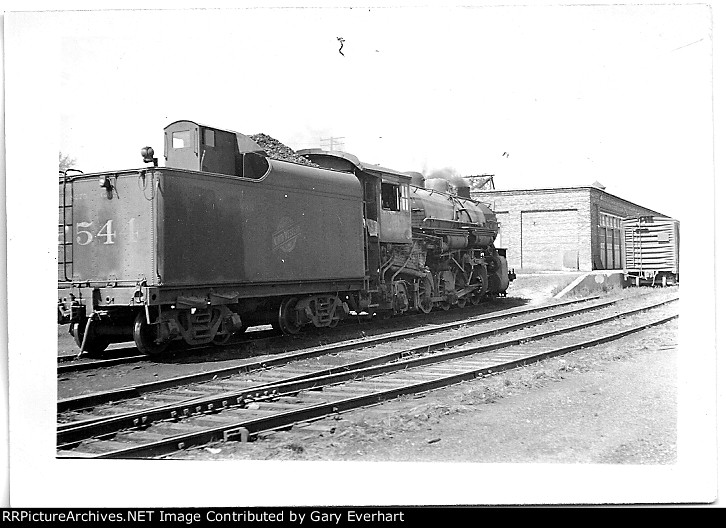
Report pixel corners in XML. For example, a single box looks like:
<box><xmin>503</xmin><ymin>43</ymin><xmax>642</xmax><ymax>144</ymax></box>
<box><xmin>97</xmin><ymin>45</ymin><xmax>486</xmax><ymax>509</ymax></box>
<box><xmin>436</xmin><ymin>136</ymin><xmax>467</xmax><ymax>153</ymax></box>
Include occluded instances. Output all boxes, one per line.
<box><xmin>622</xmin><ymin>216</ymin><xmax>680</xmax><ymax>286</ymax></box>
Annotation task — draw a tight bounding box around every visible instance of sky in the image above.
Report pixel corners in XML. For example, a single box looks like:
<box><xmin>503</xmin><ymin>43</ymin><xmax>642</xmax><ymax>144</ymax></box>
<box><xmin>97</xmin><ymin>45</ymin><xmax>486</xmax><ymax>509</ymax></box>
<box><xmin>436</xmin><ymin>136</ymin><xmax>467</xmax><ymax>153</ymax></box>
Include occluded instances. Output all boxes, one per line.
<box><xmin>2</xmin><ymin>1</ymin><xmax>721</xmax><ymax>508</ymax></box>
<box><xmin>50</xmin><ymin>4</ymin><xmax>712</xmax><ymax>218</ymax></box>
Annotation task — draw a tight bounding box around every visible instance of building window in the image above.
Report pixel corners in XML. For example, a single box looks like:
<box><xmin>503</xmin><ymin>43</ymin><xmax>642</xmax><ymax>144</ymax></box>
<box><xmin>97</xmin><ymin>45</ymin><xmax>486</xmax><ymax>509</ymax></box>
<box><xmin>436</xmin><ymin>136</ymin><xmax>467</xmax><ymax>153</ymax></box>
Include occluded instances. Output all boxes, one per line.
<box><xmin>598</xmin><ymin>212</ymin><xmax>623</xmax><ymax>269</ymax></box>
<box><xmin>606</xmin><ymin>229</ymin><xmax>614</xmax><ymax>268</ymax></box>
<box><xmin>614</xmin><ymin>231</ymin><xmax>621</xmax><ymax>268</ymax></box>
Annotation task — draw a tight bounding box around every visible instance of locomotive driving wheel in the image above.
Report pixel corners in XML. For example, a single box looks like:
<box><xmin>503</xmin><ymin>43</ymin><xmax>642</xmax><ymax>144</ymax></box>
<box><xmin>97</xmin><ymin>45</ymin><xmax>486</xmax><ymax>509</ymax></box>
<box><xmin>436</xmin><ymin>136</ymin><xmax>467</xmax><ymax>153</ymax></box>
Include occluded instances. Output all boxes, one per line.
<box><xmin>133</xmin><ymin>311</ymin><xmax>169</xmax><ymax>356</ymax></box>
<box><xmin>274</xmin><ymin>297</ymin><xmax>302</xmax><ymax>335</ymax></box>
<box><xmin>418</xmin><ymin>281</ymin><xmax>433</xmax><ymax>314</ymax></box>
<box><xmin>469</xmin><ymin>265</ymin><xmax>487</xmax><ymax>305</ymax></box>
<box><xmin>454</xmin><ymin>267</ymin><xmax>470</xmax><ymax>308</ymax></box>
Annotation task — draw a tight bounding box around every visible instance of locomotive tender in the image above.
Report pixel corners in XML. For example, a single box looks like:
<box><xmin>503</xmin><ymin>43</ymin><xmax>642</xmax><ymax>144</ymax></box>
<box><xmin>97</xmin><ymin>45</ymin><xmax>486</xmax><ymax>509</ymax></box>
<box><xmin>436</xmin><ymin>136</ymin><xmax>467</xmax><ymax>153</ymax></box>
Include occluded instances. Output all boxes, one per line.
<box><xmin>59</xmin><ymin>120</ymin><xmax>514</xmax><ymax>355</ymax></box>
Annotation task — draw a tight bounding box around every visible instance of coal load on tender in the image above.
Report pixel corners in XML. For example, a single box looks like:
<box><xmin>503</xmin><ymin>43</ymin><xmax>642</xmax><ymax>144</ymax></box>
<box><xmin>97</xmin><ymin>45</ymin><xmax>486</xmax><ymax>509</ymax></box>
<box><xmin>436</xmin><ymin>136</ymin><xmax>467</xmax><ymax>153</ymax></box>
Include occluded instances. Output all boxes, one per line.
<box><xmin>249</xmin><ymin>133</ymin><xmax>319</xmax><ymax>167</ymax></box>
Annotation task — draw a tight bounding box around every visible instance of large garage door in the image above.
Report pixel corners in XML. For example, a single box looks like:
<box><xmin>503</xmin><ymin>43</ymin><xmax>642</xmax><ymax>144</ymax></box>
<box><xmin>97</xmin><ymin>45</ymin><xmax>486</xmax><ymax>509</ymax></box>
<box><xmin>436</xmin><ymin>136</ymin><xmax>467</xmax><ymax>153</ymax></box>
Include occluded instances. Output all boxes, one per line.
<box><xmin>521</xmin><ymin>210</ymin><xmax>580</xmax><ymax>271</ymax></box>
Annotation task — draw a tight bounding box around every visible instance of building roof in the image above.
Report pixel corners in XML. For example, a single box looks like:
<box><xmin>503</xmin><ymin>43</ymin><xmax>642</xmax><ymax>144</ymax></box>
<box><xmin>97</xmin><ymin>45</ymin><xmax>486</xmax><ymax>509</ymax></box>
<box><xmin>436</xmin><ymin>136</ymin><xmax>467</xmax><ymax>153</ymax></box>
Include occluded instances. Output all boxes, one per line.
<box><xmin>472</xmin><ymin>185</ymin><xmax>666</xmax><ymax>217</ymax></box>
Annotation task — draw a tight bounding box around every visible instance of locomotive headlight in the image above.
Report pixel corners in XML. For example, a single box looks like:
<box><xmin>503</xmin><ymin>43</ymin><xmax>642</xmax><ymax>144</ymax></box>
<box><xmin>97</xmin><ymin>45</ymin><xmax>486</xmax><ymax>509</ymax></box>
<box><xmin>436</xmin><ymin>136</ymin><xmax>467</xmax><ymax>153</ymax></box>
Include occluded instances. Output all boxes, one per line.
<box><xmin>141</xmin><ymin>146</ymin><xmax>154</xmax><ymax>162</ymax></box>
<box><xmin>141</xmin><ymin>146</ymin><xmax>158</xmax><ymax>166</ymax></box>
<box><xmin>99</xmin><ymin>174</ymin><xmax>111</xmax><ymax>188</ymax></box>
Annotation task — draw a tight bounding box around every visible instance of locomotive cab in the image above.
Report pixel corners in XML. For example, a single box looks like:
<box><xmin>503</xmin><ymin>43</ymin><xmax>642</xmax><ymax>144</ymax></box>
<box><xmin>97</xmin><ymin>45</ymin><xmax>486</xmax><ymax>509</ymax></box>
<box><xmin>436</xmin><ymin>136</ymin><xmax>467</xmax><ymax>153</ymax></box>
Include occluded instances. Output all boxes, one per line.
<box><xmin>164</xmin><ymin>120</ymin><xmax>268</xmax><ymax>177</ymax></box>
<box><xmin>296</xmin><ymin>149</ymin><xmax>417</xmax><ymax>295</ymax></box>
<box><xmin>365</xmin><ymin>164</ymin><xmax>412</xmax><ymax>244</ymax></box>
<box><xmin>295</xmin><ymin>149</ymin><xmax>413</xmax><ymax>243</ymax></box>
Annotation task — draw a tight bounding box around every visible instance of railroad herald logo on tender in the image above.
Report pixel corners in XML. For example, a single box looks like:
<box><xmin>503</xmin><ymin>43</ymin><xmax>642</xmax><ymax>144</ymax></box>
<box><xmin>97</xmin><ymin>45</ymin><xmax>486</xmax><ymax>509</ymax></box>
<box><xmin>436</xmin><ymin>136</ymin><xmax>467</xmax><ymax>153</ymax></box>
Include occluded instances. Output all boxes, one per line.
<box><xmin>272</xmin><ymin>217</ymin><xmax>303</xmax><ymax>253</ymax></box>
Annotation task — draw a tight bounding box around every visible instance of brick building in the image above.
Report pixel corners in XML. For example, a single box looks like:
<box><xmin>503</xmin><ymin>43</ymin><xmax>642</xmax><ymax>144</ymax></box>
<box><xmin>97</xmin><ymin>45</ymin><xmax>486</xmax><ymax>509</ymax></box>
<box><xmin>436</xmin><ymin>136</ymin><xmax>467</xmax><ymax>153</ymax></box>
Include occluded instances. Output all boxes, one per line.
<box><xmin>471</xmin><ymin>186</ymin><xmax>664</xmax><ymax>273</ymax></box>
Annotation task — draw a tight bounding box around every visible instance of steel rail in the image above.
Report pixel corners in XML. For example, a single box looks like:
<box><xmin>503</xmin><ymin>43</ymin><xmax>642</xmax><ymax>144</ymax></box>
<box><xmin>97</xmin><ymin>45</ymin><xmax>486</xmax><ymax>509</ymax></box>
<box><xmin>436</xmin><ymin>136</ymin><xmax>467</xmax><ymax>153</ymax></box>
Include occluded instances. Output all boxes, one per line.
<box><xmin>74</xmin><ymin>311</ymin><xmax>678</xmax><ymax>459</ymax></box>
<box><xmin>57</xmin><ymin>295</ymin><xmax>625</xmax><ymax>432</ymax></box>
<box><xmin>58</xmin><ymin>294</ymin><xmax>605</xmax><ymax>412</ymax></box>
<box><xmin>55</xmin><ymin>295</ymin><xmax>645</xmax><ymax>435</ymax></box>
<box><xmin>57</xmin><ymin>332</ymin><xmax>278</xmax><ymax>374</ymax></box>
<box><xmin>57</xmin><ymin>297</ymin><xmax>676</xmax><ymax>448</ymax></box>
<box><xmin>58</xmin><ymin>354</ymin><xmax>146</xmax><ymax>374</ymax></box>
<box><xmin>57</xmin><ymin>326</ymin><xmax>282</xmax><ymax>373</ymax></box>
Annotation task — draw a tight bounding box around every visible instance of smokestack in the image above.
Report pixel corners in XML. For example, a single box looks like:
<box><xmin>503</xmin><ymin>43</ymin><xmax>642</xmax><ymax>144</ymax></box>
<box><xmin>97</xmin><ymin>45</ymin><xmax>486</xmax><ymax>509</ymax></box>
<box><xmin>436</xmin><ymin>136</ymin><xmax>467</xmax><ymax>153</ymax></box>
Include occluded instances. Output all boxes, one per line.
<box><xmin>425</xmin><ymin>168</ymin><xmax>471</xmax><ymax>198</ymax></box>
<box><xmin>448</xmin><ymin>176</ymin><xmax>471</xmax><ymax>198</ymax></box>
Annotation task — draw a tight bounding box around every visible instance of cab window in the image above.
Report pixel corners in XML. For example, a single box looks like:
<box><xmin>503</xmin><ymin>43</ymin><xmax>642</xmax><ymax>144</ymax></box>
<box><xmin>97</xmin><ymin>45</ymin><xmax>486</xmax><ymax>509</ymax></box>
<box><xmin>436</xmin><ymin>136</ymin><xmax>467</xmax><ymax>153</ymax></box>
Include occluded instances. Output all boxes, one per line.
<box><xmin>172</xmin><ymin>130</ymin><xmax>191</xmax><ymax>149</ymax></box>
<box><xmin>204</xmin><ymin>129</ymin><xmax>215</xmax><ymax>147</ymax></box>
<box><xmin>381</xmin><ymin>183</ymin><xmax>400</xmax><ymax>211</ymax></box>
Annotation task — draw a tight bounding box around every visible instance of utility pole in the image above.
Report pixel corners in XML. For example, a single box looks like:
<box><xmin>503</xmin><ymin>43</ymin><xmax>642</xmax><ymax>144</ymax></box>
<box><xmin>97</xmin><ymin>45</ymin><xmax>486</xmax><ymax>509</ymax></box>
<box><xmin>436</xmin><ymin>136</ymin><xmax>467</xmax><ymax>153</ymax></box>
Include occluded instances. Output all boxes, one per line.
<box><xmin>320</xmin><ymin>136</ymin><xmax>345</xmax><ymax>151</ymax></box>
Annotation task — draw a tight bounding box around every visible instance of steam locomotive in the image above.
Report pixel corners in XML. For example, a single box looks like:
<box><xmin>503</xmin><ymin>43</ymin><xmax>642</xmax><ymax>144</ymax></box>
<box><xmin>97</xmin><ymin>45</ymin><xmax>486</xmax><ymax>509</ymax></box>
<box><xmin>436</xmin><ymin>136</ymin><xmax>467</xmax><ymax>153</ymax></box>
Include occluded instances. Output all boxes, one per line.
<box><xmin>59</xmin><ymin>120</ymin><xmax>514</xmax><ymax>355</ymax></box>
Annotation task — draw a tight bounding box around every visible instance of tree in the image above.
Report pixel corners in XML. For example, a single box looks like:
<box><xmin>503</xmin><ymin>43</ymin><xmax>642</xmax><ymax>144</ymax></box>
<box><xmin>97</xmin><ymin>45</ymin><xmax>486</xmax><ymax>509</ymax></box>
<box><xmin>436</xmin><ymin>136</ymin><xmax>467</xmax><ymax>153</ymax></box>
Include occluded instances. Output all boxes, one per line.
<box><xmin>59</xmin><ymin>152</ymin><xmax>76</xmax><ymax>173</ymax></box>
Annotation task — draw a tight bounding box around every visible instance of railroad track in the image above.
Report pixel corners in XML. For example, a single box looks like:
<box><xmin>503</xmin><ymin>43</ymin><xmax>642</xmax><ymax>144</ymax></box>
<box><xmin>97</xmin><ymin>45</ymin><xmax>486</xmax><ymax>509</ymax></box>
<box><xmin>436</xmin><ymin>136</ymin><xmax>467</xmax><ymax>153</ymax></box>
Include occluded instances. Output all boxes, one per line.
<box><xmin>56</xmin><ymin>292</ymin><xmax>678</xmax><ymax>459</ymax></box>
<box><xmin>57</xmin><ymin>296</ymin><xmax>531</xmax><ymax>374</ymax></box>
<box><xmin>57</xmin><ymin>295</ymin><xmax>602</xmax><ymax>409</ymax></box>
<box><xmin>57</xmin><ymin>328</ymin><xmax>281</xmax><ymax>374</ymax></box>
<box><xmin>58</xmin><ymin>349</ymin><xmax>146</xmax><ymax>373</ymax></box>
<box><xmin>57</xmin><ymin>296</ymin><xmax>598</xmax><ymax>375</ymax></box>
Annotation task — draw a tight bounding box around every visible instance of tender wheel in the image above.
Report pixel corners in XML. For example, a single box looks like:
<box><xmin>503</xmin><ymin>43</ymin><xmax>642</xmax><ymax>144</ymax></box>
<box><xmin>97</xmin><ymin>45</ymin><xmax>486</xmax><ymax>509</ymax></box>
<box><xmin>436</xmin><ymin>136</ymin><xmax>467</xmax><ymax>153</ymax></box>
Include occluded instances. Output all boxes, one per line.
<box><xmin>273</xmin><ymin>297</ymin><xmax>302</xmax><ymax>335</ymax></box>
<box><xmin>212</xmin><ymin>332</ymin><xmax>231</xmax><ymax>346</ymax></box>
<box><xmin>133</xmin><ymin>311</ymin><xmax>170</xmax><ymax>356</ymax></box>
<box><xmin>440</xmin><ymin>302</ymin><xmax>451</xmax><ymax>311</ymax></box>
<box><xmin>72</xmin><ymin>321</ymin><xmax>110</xmax><ymax>355</ymax></box>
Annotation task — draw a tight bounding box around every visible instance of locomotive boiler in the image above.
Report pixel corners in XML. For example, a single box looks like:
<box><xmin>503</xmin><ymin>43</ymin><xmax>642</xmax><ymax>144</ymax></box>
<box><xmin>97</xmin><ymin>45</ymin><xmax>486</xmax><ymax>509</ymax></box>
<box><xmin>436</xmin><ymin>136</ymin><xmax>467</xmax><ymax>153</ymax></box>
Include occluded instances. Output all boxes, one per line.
<box><xmin>60</xmin><ymin>120</ymin><xmax>513</xmax><ymax>356</ymax></box>
<box><xmin>296</xmin><ymin>151</ymin><xmax>513</xmax><ymax>313</ymax></box>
